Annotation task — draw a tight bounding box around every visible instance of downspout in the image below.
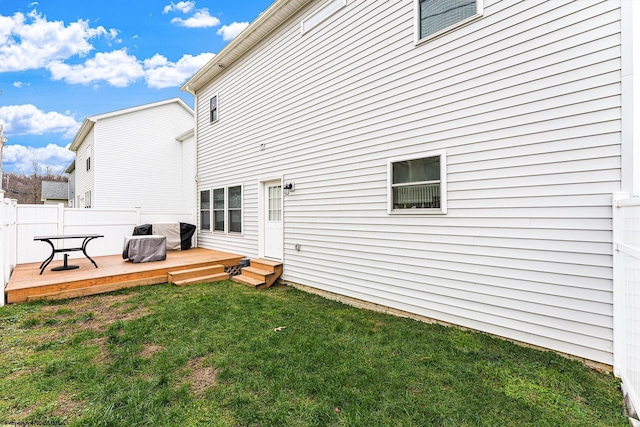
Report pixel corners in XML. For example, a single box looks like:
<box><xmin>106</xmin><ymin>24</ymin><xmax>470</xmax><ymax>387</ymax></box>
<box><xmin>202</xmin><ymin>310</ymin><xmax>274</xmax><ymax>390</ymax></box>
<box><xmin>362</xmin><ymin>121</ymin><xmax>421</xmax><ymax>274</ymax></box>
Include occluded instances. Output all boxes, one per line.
<box><xmin>187</xmin><ymin>85</ymin><xmax>200</xmax><ymax>248</ymax></box>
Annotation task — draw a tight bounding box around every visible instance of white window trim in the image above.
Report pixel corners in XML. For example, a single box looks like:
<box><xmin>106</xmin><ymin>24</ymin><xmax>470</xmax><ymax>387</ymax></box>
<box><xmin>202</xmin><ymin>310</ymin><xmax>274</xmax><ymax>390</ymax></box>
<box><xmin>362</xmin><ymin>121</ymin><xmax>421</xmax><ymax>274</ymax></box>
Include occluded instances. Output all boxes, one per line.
<box><xmin>414</xmin><ymin>0</ymin><xmax>483</xmax><ymax>45</ymax></box>
<box><xmin>227</xmin><ymin>184</ymin><xmax>244</xmax><ymax>236</ymax></box>
<box><xmin>84</xmin><ymin>190</ymin><xmax>92</xmax><ymax>209</ymax></box>
<box><xmin>199</xmin><ymin>189</ymin><xmax>212</xmax><ymax>232</ymax></box>
<box><xmin>86</xmin><ymin>143</ymin><xmax>92</xmax><ymax>172</ymax></box>
<box><xmin>204</xmin><ymin>184</ymin><xmax>244</xmax><ymax>235</ymax></box>
<box><xmin>301</xmin><ymin>0</ymin><xmax>347</xmax><ymax>35</ymax></box>
<box><xmin>209</xmin><ymin>93</ymin><xmax>219</xmax><ymax>124</ymax></box>
<box><xmin>212</xmin><ymin>187</ymin><xmax>225</xmax><ymax>234</ymax></box>
<box><xmin>387</xmin><ymin>150</ymin><xmax>447</xmax><ymax>215</ymax></box>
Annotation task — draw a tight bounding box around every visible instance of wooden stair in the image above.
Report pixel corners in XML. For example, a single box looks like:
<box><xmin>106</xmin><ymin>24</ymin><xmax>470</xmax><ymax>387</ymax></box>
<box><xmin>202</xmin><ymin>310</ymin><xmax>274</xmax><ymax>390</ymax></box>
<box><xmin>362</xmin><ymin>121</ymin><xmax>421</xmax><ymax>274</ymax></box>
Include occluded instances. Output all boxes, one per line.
<box><xmin>232</xmin><ymin>258</ymin><xmax>283</xmax><ymax>290</ymax></box>
<box><xmin>168</xmin><ymin>264</ymin><xmax>229</xmax><ymax>286</ymax></box>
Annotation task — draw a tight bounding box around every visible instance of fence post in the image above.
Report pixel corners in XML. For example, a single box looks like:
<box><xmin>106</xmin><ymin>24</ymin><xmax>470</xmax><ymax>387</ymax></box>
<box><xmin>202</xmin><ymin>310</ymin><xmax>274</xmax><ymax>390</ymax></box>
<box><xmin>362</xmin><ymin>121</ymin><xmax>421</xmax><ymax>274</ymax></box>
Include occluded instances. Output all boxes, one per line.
<box><xmin>612</xmin><ymin>191</ymin><xmax>630</xmax><ymax>377</ymax></box>
<box><xmin>57</xmin><ymin>203</ymin><xmax>65</xmax><ymax>235</ymax></box>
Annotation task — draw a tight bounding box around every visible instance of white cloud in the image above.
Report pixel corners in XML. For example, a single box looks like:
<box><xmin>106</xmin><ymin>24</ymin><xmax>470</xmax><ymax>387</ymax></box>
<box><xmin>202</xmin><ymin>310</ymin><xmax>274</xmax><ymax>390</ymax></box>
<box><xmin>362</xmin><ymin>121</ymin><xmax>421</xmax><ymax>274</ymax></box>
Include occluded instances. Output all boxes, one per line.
<box><xmin>13</xmin><ymin>81</ymin><xmax>30</xmax><ymax>88</ymax></box>
<box><xmin>0</xmin><ymin>104</ymin><xmax>80</xmax><ymax>138</ymax></box>
<box><xmin>144</xmin><ymin>52</ymin><xmax>214</xmax><ymax>89</ymax></box>
<box><xmin>0</xmin><ymin>10</ymin><xmax>118</xmax><ymax>72</ymax></box>
<box><xmin>48</xmin><ymin>49</ymin><xmax>145</xmax><ymax>87</ymax></box>
<box><xmin>217</xmin><ymin>22</ymin><xmax>249</xmax><ymax>41</ymax></box>
<box><xmin>171</xmin><ymin>8</ymin><xmax>220</xmax><ymax>28</ymax></box>
<box><xmin>163</xmin><ymin>1</ymin><xmax>195</xmax><ymax>14</ymax></box>
<box><xmin>45</xmin><ymin>50</ymin><xmax>213</xmax><ymax>89</ymax></box>
<box><xmin>2</xmin><ymin>143</ymin><xmax>74</xmax><ymax>174</ymax></box>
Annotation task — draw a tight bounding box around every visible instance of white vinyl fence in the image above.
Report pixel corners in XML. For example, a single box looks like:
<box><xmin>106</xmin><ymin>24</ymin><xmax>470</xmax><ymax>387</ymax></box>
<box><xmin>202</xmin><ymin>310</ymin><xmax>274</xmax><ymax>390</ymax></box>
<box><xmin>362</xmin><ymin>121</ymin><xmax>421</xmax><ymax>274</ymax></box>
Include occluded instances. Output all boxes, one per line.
<box><xmin>0</xmin><ymin>194</ymin><xmax>194</xmax><ymax>306</ymax></box>
<box><xmin>0</xmin><ymin>195</ymin><xmax>17</xmax><ymax>307</ymax></box>
<box><xmin>613</xmin><ymin>192</ymin><xmax>640</xmax><ymax>417</ymax></box>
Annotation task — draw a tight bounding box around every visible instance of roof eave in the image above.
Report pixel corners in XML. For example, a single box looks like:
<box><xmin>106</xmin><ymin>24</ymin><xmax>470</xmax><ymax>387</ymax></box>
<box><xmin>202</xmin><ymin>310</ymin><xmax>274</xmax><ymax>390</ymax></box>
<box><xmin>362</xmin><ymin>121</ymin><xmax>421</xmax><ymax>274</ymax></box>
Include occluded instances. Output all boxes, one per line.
<box><xmin>69</xmin><ymin>118</ymin><xmax>96</xmax><ymax>152</ymax></box>
<box><xmin>182</xmin><ymin>0</ymin><xmax>313</xmax><ymax>95</ymax></box>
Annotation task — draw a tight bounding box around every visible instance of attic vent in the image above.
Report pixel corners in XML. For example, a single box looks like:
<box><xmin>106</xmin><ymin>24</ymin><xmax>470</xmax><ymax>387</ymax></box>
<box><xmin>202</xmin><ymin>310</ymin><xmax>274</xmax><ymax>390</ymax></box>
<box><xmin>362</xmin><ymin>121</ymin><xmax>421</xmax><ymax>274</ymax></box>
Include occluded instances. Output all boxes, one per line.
<box><xmin>301</xmin><ymin>0</ymin><xmax>346</xmax><ymax>34</ymax></box>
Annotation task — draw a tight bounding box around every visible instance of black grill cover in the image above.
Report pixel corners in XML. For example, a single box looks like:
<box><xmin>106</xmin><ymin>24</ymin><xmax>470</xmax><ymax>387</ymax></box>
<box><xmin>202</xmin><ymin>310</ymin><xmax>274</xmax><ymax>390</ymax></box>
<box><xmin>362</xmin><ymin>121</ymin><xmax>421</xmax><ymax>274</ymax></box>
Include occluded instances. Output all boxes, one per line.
<box><xmin>133</xmin><ymin>224</ymin><xmax>152</xmax><ymax>236</ymax></box>
<box><xmin>180</xmin><ymin>223</ymin><xmax>196</xmax><ymax>250</ymax></box>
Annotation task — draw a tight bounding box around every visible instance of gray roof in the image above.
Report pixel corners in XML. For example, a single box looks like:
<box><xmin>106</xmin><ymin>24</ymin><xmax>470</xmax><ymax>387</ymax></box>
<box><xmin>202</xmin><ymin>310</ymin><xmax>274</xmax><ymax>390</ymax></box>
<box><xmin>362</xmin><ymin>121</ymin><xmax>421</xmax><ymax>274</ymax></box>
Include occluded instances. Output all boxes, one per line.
<box><xmin>41</xmin><ymin>181</ymin><xmax>69</xmax><ymax>201</ymax></box>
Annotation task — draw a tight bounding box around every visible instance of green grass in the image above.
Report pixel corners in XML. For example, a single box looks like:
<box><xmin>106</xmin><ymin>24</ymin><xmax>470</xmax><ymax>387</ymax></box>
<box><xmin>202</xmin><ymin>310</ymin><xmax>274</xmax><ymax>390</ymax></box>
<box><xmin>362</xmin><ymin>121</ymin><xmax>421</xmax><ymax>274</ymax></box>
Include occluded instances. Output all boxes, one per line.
<box><xmin>0</xmin><ymin>281</ymin><xmax>627</xmax><ymax>426</ymax></box>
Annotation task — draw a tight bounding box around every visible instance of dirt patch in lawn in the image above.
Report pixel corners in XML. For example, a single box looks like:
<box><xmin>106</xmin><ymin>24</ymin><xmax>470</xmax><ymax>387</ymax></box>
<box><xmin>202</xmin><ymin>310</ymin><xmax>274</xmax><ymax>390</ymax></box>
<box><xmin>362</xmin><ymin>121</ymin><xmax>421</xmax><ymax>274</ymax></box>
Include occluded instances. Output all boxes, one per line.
<box><xmin>52</xmin><ymin>393</ymin><xmax>85</xmax><ymax>420</ymax></box>
<box><xmin>182</xmin><ymin>357</ymin><xmax>220</xmax><ymax>397</ymax></box>
<box><xmin>140</xmin><ymin>344</ymin><xmax>163</xmax><ymax>358</ymax></box>
<box><xmin>39</xmin><ymin>293</ymin><xmax>150</xmax><ymax>334</ymax></box>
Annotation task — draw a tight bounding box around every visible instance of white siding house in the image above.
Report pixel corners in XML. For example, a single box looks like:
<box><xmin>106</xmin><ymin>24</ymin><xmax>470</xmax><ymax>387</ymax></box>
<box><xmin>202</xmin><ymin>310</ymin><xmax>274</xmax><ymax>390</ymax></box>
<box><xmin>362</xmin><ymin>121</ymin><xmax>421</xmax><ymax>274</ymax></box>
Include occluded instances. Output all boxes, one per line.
<box><xmin>183</xmin><ymin>0</ymin><xmax>640</xmax><ymax>369</ymax></box>
<box><xmin>69</xmin><ymin>98</ymin><xmax>195</xmax><ymax>212</ymax></box>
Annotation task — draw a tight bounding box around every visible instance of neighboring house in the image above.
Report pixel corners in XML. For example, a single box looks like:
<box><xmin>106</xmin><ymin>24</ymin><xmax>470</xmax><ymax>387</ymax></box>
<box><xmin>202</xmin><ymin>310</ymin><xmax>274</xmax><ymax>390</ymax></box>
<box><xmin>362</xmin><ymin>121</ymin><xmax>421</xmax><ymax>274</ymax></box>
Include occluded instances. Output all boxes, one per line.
<box><xmin>68</xmin><ymin>98</ymin><xmax>195</xmax><ymax>212</ymax></box>
<box><xmin>40</xmin><ymin>181</ymin><xmax>69</xmax><ymax>206</ymax></box>
<box><xmin>183</xmin><ymin>0</ymin><xmax>639</xmax><ymax>372</ymax></box>
<box><xmin>65</xmin><ymin>161</ymin><xmax>75</xmax><ymax>207</ymax></box>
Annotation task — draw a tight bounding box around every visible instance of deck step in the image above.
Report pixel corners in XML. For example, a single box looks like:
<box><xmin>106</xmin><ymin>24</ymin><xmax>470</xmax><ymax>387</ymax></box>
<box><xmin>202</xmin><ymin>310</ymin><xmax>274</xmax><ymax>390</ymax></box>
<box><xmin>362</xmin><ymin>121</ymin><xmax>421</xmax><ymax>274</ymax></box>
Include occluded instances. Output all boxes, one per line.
<box><xmin>171</xmin><ymin>272</ymin><xmax>230</xmax><ymax>287</ymax></box>
<box><xmin>26</xmin><ymin>276</ymin><xmax>167</xmax><ymax>302</ymax></box>
<box><xmin>250</xmin><ymin>258</ymin><xmax>282</xmax><ymax>272</ymax></box>
<box><xmin>231</xmin><ymin>274</ymin><xmax>265</xmax><ymax>289</ymax></box>
<box><xmin>241</xmin><ymin>266</ymin><xmax>274</xmax><ymax>281</ymax></box>
<box><xmin>232</xmin><ymin>258</ymin><xmax>283</xmax><ymax>290</ymax></box>
<box><xmin>168</xmin><ymin>265</ymin><xmax>225</xmax><ymax>284</ymax></box>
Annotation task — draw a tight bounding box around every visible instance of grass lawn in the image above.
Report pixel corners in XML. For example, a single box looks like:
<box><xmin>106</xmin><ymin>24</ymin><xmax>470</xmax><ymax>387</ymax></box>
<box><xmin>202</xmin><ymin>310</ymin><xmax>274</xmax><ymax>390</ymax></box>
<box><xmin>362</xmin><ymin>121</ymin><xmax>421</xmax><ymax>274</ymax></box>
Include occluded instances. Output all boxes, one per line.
<box><xmin>0</xmin><ymin>281</ymin><xmax>627</xmax><ymax>426</ymax></box>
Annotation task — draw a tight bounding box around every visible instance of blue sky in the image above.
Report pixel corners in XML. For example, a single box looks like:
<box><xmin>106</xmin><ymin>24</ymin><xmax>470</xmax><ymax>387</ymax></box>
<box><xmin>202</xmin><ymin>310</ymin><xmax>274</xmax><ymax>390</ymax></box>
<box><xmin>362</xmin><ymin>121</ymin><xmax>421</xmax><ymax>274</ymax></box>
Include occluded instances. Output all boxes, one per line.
<box><xmin>0</xmin><ymin>0</ymin><xmax>273</xmax><ymax>175</ymax></box>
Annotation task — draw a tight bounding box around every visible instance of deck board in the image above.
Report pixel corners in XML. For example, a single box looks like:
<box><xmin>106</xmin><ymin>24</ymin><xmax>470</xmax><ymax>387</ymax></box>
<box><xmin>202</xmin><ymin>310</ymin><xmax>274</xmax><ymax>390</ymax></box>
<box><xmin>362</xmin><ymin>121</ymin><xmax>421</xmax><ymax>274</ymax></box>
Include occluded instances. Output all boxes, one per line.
<box><xmin>6</xmin><ymin>248</ymin><xmax>244</xmax><ymax>303</ymax></box>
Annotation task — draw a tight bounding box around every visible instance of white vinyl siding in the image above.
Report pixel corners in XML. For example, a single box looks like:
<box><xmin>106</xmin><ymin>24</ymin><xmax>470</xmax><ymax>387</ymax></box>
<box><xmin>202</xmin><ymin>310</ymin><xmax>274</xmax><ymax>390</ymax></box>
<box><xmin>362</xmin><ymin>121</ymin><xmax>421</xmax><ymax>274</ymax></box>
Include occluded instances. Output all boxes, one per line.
<box><xmin>301</xmin><ymin>0</ymin><xmax>346</xmax><ymax>34</ymax></box>
<box><xmin>92</xmin><ymin>102</ymin><xmax>194</xmax><ymax>211</ymax></box>
<box><xmin>194</xmin><ymin>0</ymin><xmax>622</xmax><ymax>365</ymax></box>
<box><xmin>74</xmin><ymin>128</ymin><xmax>95</xmax><ymax>209</ymax></box>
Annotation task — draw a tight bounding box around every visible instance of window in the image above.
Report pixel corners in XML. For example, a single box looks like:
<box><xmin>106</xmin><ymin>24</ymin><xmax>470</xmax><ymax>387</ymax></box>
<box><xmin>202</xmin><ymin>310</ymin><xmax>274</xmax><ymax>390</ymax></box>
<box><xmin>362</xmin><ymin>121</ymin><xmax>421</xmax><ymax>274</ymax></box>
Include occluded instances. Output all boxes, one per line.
<box><xmin>228</xmin><ymin>186</ymin><xmax>242</xmax><ymax>233</ymax></box>
<box><xmin>415</xmin><ymin>0</ymin><xmax>482</xmax><ymax>43</ymax></box>
<box><xmin>213</xmin><ymin>188</ymin><xmax>225</xmax><ymax>232</ymax></box>
<box><xmin>86</xmin><ymin>144</ymin><xmax>92</xmax><ymax>171</ymax></box>
<box><xmin>210</xmin><ymin>95</ymin><xmax>218</xmax><ymax>123</ymax></box>
<box><xmin>202</xmin><ymin>185</ymin><xmax>243</xmax><ymax>234</ymax></box>
<box><xmin>268</xmin><ymin>185</ymin><xmax>282</xmax><ymax>221</ymax></box>
<box><xmin>200</xmin><ymin>190</ymin><xmax>211</xmax><ymax>231</ymax></box>
<box><xmin>301</xmin><ymin>0</ymin><xmax>346</xmax><ymax>34</ymax></box>
<box><xmin>84</xmin><ymin>190</ymin><xmax>92</xmax><ymax>209</ymax></box>
<box><xmin>388</xmin><ymin>152</ymin><xmax>447</xmax><ymax>214</ymax></box>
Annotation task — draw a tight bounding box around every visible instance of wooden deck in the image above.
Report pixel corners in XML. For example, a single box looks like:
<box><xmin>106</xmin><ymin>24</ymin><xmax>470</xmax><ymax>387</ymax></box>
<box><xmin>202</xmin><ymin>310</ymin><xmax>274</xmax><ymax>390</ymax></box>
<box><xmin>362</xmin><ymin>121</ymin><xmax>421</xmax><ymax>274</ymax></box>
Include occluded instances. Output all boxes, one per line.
<box><xmin>5</xmin><ymin>248</ymin><xmax>244</xmax><ymax>303</ymax></box>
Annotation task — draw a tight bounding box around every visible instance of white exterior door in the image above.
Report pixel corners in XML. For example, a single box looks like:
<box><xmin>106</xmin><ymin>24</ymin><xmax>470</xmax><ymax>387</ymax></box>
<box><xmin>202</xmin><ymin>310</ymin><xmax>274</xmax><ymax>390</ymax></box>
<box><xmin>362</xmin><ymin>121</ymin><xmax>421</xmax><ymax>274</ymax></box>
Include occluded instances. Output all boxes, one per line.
<box><xmin>263</xmin><ymin>181</ymin><xmax>283</xmax><ymax>260</ymax></box>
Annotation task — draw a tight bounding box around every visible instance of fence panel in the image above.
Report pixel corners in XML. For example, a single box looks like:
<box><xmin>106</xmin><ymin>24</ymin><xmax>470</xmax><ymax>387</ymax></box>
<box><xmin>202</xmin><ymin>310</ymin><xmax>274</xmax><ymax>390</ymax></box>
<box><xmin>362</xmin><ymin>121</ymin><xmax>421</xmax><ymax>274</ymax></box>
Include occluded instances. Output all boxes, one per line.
<box><xmin>14</xmin><ymin>205</ymin><xmax>194</xmax><ymax>264</ymax></box>
<box><xmin>614</xmin><ymin>194</ymin><xmax>640</xmax><ymax>417</ymax></box>
<box><xmin>16</xmin><ymin>204</ymin><xmax>59</xmax><ymax>265</ymax></box>
<box><xmin>139</xmin><ymin>212</ymin><xmax>195</xmax><ymax>224</ymax></box>
<box><xmin>62</xmin><ymin>208</ymin><xmax>140</xmax><ymax>259</ymax></box>
<box><xmin>0</xmin><ymin>196</ymin><xmax>17</xmax><ymax>307</ymax></box>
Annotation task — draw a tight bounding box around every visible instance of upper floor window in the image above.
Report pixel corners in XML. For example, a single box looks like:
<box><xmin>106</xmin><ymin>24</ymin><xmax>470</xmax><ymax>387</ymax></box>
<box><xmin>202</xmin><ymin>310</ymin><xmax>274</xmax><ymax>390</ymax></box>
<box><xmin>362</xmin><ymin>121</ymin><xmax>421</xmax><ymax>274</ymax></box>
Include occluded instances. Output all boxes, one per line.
<box><xmin>415</xmin><ymin>0</ymin><xmax>483</xmax><ymax>43</ymax></box>
<box><xmin>210</xmin><ymin>95</ymin><xmax>218</xmax><ymax>123</ymax></box>
<box><xmin>86</xmin><ymin>144</ymin><xmax>92</xmax><ymax>172</ymax></box>
<box><xmin>388</xmin><ymin>151</ymin><xmax>447</xmax><ymax>214</ymax></box>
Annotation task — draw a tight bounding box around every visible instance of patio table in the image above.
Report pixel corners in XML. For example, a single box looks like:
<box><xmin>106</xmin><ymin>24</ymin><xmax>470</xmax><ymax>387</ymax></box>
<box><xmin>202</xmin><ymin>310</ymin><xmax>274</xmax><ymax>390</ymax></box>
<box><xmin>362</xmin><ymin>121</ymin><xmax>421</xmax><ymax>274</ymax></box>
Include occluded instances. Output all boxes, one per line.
<box><xmin>34</xmin><ymin>234</ymin><xmax>104</xmax><ymax>275</ymax></box>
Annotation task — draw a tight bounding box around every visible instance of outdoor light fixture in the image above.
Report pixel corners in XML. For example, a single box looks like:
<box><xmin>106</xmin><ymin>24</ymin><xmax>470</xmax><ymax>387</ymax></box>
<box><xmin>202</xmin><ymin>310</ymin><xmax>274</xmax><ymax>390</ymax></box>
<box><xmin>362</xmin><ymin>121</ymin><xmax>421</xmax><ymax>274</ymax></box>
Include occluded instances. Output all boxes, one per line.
<box><xmin>283</xmin><ymin>182</ymin><xmax>295</xmax><ymax>195</ymax></box>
